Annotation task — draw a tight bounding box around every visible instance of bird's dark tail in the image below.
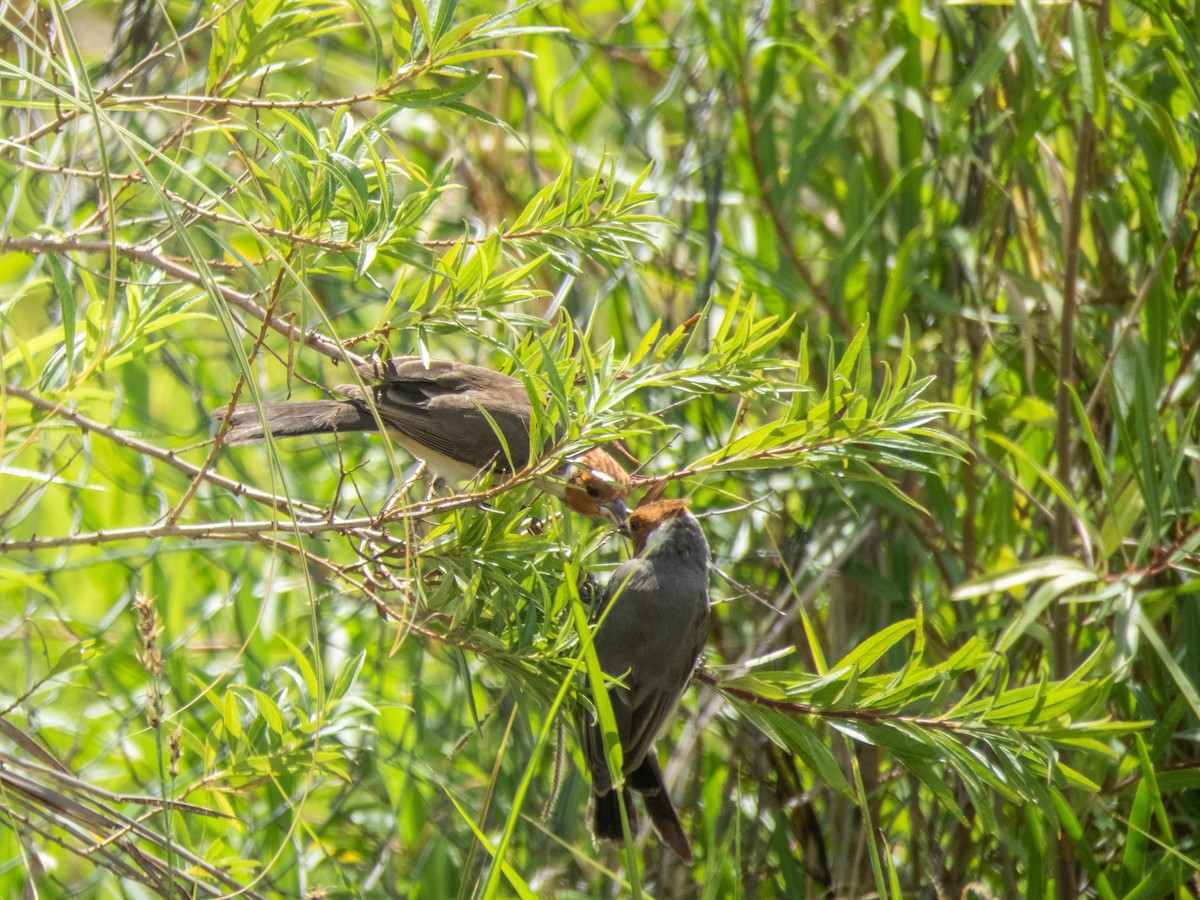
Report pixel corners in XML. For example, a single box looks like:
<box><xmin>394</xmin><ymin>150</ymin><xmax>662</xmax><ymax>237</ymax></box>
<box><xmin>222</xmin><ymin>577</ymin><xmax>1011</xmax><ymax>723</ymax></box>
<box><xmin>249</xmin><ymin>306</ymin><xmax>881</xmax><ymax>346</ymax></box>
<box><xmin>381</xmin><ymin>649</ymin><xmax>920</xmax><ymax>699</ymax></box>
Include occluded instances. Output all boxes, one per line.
<box><xmin>216</xmin><ymin>401</ymin><xmax>378</xmax><ymax>446</ymax></box>
<box><xmin>628</xmin><ymin>754</ymin><xmax>693</xmax><ymax>864</ymax></box>
<box><xmin>591</xmin><ymin>786</ymin><xmax>636</xmax><ymax>846</ymax></box>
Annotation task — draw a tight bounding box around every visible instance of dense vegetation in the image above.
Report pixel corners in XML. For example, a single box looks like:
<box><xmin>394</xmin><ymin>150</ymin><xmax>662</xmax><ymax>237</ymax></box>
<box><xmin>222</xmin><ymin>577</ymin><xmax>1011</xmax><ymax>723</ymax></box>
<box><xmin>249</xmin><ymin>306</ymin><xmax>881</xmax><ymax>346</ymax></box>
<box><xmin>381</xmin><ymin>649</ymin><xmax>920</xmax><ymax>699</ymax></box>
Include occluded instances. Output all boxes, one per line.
<box><xmin>2</xmin><ymin>0</ymin><xmax>1198</xmax><ymax>896</ymax></box>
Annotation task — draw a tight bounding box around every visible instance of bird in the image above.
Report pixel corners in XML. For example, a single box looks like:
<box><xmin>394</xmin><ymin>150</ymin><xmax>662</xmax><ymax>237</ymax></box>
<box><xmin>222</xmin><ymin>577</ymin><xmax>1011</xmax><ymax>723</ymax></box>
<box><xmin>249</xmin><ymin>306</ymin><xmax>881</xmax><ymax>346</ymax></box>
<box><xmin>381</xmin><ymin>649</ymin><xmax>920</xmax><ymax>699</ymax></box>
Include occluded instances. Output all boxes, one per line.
<box><xmin>580</xmin><ymin>499</ymin><xmax>710</xmax><ymax>863</ymax></box>
<box><xmin>216</xmin><ymin>356</ymin><xmax>631</xmax><ymax>526</ymax></box>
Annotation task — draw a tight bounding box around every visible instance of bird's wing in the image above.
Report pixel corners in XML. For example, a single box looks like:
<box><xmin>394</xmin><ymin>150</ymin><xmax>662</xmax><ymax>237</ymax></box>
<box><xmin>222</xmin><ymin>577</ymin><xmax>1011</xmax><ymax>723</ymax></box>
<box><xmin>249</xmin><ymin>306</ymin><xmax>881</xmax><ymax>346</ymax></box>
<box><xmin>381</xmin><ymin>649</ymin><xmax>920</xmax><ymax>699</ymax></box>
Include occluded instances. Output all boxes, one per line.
<box><xmin>591</xmin><ymin>558</ymin><xmax>644</xmax><ymax>622</ymax></box>
<box><xmin>617</xmin><ymin>686</ymin><xmax>680</xmax><ymax>773</ymax></box>
<box><xmin>350</xmin><ymin>358</ymin><xmax>535</xmax><ymax>470</ymax></box>
<box><xmin>589</xmin><ymin>560</ymin><xmax>702</xmax><ymax>772</ymax></box>
<box><xmin>581</xmin><ymin>714</ymin><xmax>614</xmax><ymax>795</ymax></box>
<box><xmin>583</xmin><ymin>662</ymin><xmax>684</xmax><ymax>788</ymax></box>
<box><xmin>582</xmin><ymin>559</ymin><xmax>643</xmax><ymax>793</ymax></box>
<box><xmin>356</xmin><ymin>356</ymin><xmax>503</xmax><ymax>388</ymax></box>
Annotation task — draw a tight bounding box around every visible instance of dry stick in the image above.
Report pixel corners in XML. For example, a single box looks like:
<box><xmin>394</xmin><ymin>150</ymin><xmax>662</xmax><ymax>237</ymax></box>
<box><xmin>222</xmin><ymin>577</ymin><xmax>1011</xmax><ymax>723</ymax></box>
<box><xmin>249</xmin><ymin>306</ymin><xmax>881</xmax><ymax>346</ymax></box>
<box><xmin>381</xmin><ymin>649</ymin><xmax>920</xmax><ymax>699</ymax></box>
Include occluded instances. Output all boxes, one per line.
<box><xmin>0</xmin><ymin>765</ymin><xmax>259</xmax><ymax>899</ymax></box>
<box><xmin>3</xmin><ymin>509</ymin><xmax>422</xmax><ymax>633</ymax></box>
<box><xmin>13</xmin><ymin>161</ymin><xmax>144</xmax><ymax>183</ymax></box>
<box><xmin>159</xmin><ymin>182</ymin><xmax>352</xmax><ymax>250</ymax></box>
<box><xmin>98</xmin><ymin>86</ymin><xmax>413</xmax><ymax>111</ymax></box>
<box><xmin>694</xmin><ymin>670</ymin><xmax>993</xmax><ymax>735</ymax></box>
<box><xmin>11</xmin><ymin>156</ymin><xmax>633</xmax><ymax>255</ymax></box>
<box><xmin>732</xmin><ymin>72</ymin><xmax>850</xmax><ymax>337</ymax></box>
<box><xmin>1083</xmin><ymin>152</ymin><xmax>1200</xmax><ymax>420</ymax></box>
<box><xmin>0</xmin><ymin>236</ymin><xmax>363</xmax><ymax>368</ymax></box>
<box><xmin>1051</xmin><ymin>109</ymin><xmax>1095</xmax><ymax>680</ymax></box>
<box><xmin>0</xmin><ymin>457</ymin><xmax>568</xmax><ymax>554</ymax></box>
<box><xmin>166</xmin><ymin>269</ymin><xmax>289</xmax><ymax>526</ymax></box>
<box><xmin>0</xmin><ymin>752</ymin><xmax>230</xmax><ymax>822</ymax></box>
<box><xmin>14</xmin><ymin>156</ymin><xmax>352</xmax><ymax>251</ymax></box>
<box><xmin>1051</xmin><ymin>105</ymin><xmax>1096</xmax><ymax>900</ymax></box>
<box><xmin>0</xmin><ymin>516</ymin><xmax>389</xmax><ymax>552</ymax></box>
<box><xmin>4</xmin><ymin>385</ymin><xmax>325</xmax><ymax>520</ymax></box>
<box><xmin>0</xmin><ymin>7</ymin><xmax>225</xmax><ymax>153</ymax></box>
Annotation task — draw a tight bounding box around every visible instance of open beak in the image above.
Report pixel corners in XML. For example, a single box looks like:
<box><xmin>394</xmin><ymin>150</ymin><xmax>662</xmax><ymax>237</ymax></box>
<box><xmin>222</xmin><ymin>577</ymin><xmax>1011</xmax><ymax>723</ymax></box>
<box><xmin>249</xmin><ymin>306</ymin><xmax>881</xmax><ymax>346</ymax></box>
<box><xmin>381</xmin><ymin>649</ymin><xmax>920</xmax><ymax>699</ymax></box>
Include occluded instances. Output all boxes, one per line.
<box><xmin>601</xmin><ymin>498</ymin><xmax>631</xmax><ymax>536</ymax></box>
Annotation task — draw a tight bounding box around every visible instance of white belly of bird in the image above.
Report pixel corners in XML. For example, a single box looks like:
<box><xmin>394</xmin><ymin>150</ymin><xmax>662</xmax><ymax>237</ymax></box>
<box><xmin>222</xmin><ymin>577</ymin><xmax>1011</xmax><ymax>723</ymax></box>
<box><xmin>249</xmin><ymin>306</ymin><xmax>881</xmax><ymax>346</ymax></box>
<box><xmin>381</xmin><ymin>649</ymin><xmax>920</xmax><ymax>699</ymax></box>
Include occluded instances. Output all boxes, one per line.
<box><xmin>384</xmin><ymin>429</ymin><xmax>494</xmax><ymax>485</ymax></box>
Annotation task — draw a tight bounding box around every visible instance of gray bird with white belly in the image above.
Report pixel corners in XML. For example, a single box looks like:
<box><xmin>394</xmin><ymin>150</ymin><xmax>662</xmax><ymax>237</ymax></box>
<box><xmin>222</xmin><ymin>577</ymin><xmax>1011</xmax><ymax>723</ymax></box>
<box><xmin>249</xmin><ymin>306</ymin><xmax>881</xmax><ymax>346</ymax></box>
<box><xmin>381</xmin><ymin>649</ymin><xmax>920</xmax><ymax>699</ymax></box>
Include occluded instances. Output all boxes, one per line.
<box><xmin>581</xmin><ymin>499</ymin><xmax>710</xmax><ymax>863</ymax></box>
<box><xmin>217</xmin><ymin>356</ymin><xmax>631</xmax><ymax>526</ymax></box>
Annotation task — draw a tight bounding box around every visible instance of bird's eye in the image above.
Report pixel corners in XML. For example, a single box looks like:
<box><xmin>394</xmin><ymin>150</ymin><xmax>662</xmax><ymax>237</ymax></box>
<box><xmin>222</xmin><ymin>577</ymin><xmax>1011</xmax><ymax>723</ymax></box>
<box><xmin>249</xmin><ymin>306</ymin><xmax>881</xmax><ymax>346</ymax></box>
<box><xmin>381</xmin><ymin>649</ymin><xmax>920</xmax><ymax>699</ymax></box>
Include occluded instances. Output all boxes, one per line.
<box><xmin>585</xmin><ymin>484</ymin><xmax>600</xmax><ymax>498</ymax></box>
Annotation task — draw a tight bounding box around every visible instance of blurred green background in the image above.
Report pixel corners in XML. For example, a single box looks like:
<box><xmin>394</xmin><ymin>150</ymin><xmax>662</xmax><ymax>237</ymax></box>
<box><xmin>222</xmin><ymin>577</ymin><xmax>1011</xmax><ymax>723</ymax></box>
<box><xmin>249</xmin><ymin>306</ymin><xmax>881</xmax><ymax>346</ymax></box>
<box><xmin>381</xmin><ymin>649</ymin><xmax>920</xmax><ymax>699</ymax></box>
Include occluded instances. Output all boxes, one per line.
<box><xmin>2</xmin><ymin>0</ymin><xmax>1198</xmax><ymax>896</ymax></box>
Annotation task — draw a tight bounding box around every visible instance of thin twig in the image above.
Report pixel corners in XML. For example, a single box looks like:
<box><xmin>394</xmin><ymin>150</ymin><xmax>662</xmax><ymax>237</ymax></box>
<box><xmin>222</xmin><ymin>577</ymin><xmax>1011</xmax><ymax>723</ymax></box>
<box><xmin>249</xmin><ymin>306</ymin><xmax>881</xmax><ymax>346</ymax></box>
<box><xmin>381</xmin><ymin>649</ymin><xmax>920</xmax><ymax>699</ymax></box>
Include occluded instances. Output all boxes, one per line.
<box><xmin>696</xmin><ymin>669</ymin><xmax>1001</xmax><ymax>736</ymax></box>
<box><xmin>4</xmin><ymin>385</ymin><xmax>325</xmax><ymax>520</ymax></box>
<box><xmin>0</xmin><ymin>515</ymin><xmax>389</xmax><ymax>552</ymax></box>
<box><xmin>1051</xmin><ymin>109</ymin><xmax>1095</xmax><ymax>677</ymax></box>
<box><xmin>0</xmin><ymin>236</ymin><xmax>363</xmax><ymax>368</ymax></box>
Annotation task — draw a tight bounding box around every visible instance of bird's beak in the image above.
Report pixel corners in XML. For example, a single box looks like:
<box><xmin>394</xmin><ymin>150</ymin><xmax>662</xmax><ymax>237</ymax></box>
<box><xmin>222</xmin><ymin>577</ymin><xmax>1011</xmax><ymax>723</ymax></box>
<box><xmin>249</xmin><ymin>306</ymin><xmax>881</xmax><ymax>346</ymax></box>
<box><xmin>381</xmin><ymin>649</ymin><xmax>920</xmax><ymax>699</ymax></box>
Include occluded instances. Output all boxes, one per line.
<box><xmin>601</xmin><ymin>498</ymin><xmax>631</xmax><ymax>535</ymax></box>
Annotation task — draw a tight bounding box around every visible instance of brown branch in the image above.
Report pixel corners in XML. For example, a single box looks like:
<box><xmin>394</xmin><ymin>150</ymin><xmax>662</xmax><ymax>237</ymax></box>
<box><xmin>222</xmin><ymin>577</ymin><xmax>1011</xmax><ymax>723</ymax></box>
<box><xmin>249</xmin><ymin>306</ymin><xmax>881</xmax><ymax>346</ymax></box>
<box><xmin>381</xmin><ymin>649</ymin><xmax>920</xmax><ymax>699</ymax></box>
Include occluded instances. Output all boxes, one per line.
<box><xmin>732</xmin><ymin>73</ymin><xmax>850</xmax><ymax>335</ymax></box>
<box><xmin>1051</xmin><ymin>108</ymin><xmax>1095</xmax><ymax>678</ymax></box>
<box><xmin>0</xmin><ymin>8</ymin><xmax>223</xmax><ymax>153</ymax></box>
<box><xmin>167</xmin><ymin>276</ymin><xmax>288</xmax><ymax>525</ymax></box>
<box><xmin>103</xmin><ymin>84</ymin><xmax>415</xmax><ymax>111</ymax></box>
<box><xmin>1084</xmin><ymin>149</ymin><xmax>1200</xmax><ymax>418</ymax></box>
<box><xmin>1108</xmin><ymin>757</ymin><xmax>1200</xmax><ymax>793</ymax></box>
<box><xmin>0</xmin><ymin>236</ymin><xmax>363</xmax><ymax>368</ymax></box>
<box><xmin>0</xmin><ymin>515</ymin><xmax>390</xmax><ymax>553</ymax></box>
<box><xmin>4</xmin><ymin>385</ymin><xmax>326</xmax><ymax>520</ymax></box>
<box><xmin>0</xmin><ymin>462</ymin><xmax>568</xmax><ymax>555</ymax></box>
<box><xmin>695</xmin><ymin>669</ymin><xmax>988</xmax><ymax>735</ymax></box>
<box><xmin>0</xmin><ymin>758</ymin><xmax>262</xmax><ymax>898</ymax></box>
<box><xmin>1</xmin><ymin>8</ymin><xmax>430</xmax><ymax>154</ymax></box>
<box><xmin>159</xmin><ymin>184</ymin><xmax>354</xmax><ymax>252</ymax></box>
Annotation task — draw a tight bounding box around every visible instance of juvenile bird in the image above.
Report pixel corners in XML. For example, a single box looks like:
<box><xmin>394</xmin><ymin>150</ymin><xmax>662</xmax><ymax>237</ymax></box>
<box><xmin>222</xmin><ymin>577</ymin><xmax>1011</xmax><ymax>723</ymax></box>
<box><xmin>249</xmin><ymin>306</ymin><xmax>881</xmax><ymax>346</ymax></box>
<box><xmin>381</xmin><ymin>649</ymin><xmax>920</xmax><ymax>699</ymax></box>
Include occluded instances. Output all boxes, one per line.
<box><xmin>218</xmin><ymin>357</ymin><xmax>631</xmax><ymax>526</ymax></box>
<box><xmin>581</xmin><ymin>499</ymin><xmax>710</xmax><ymax>863</ymax></box>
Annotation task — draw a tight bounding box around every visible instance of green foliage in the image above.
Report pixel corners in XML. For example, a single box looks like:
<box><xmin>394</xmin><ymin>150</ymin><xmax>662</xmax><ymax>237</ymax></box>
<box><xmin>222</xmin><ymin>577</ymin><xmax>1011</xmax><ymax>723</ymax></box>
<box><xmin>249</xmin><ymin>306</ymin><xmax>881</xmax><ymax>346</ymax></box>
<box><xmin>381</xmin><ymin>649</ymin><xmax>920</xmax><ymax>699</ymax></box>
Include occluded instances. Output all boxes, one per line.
<box><xmin>2</xmin><ymin>0</ymin><xmax>1199</xmax><ymax>896</ymax></box>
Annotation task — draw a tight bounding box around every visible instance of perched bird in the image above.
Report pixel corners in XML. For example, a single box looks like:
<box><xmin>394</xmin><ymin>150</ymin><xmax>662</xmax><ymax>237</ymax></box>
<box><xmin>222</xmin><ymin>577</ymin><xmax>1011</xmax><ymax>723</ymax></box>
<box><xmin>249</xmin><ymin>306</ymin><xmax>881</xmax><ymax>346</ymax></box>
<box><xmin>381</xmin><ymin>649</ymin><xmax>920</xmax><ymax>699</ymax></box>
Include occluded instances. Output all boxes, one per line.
<box><xmin>217</xmin><ymin>357</ymin><xmax>631</xmax><ymax>526</ymax></box>
<box><xmin>581</xmin><ymin>499</ymin><xmax>710</xmax><ymax>863</ymax></box>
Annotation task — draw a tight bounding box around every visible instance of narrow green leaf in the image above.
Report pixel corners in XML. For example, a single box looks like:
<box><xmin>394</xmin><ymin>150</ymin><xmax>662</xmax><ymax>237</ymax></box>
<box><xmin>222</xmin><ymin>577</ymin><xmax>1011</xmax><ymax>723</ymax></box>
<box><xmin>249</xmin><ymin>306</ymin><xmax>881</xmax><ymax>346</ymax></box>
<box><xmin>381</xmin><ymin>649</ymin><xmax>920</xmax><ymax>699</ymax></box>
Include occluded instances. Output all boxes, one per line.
<box><xmin>442</xmin><ymin>788</ymin><xmax>539</xmax><ymax>900</ymax></box>
<box><xmin>831</xmin><ymin>619</ymin><xmax>915</xmax><ymax>673</ymax></box>
<box><xmin>1069</xmin><ymin>4</ymin><xmax>1107</xmax><ymax>120</ymax></box>
<box><xmin>730</xmin><ymin>698</ymin><xmax>854</xmax><ymax>798</ymax></box>
<box><xmin>1024</xmin><ymin>804</ymin><xmax>1046</xmax><ymax>900</ymax></box>
<box><xmin>1052</xmin><ymin>790</ymin><xmax>1118</xmax><ymax>900</ymax></box>
<box><xmin>48</xmin><ymin>640</ymin><xmax>94</xmax><ymax>679</ymax></box>
<box><xmin>630</xmin><ymin>318</ymin><xmax>662</xmax><ymax>366</ymax></box>
<box><xmin>253</xmin><ymin>690</ymin><xmax>285</xmax><ymax>737</ymax></box>
<box><xmin>223</xmin><ymin>690</ymin><xmax>243</xmax><ymax>742</ymax></box>
<box><xmin>46</xmin><ymin>254</ymin><xmax>75</xmax><ymax>381</ymax></box>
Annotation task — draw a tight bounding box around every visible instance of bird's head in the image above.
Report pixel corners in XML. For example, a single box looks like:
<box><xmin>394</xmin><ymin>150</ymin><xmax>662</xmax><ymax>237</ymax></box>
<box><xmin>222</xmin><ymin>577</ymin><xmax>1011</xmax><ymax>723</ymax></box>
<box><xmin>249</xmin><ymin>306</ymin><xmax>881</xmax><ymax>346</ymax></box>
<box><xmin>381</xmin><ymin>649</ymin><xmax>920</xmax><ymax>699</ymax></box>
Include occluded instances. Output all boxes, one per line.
<box><xmin>627</xmin><ymin>498</ymin><xmax>693</xmax><ymax>555</ymax></box>
<box><xmin>556</xmin><ymin>448</ymin><xmax>632</xmax><ymax>531</ymax></box>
